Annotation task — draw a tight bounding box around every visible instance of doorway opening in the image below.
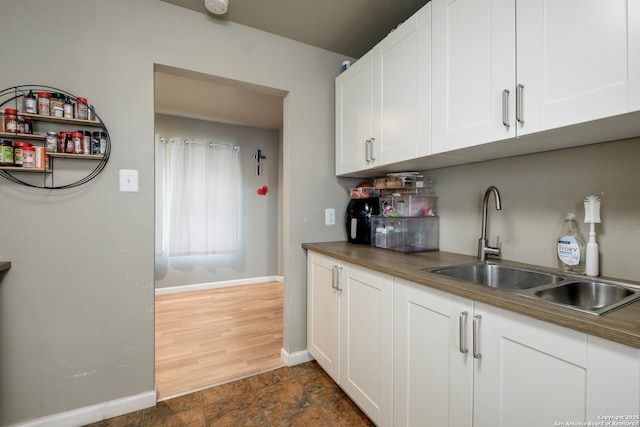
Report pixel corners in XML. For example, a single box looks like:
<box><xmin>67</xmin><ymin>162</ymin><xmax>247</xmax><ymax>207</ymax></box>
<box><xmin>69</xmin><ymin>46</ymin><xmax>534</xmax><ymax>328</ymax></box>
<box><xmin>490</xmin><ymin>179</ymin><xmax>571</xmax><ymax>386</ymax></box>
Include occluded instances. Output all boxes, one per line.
<box><xmin>153</xmin><ymin>64</ymin><xmax>286</xmax><ymax>400</ymax></box>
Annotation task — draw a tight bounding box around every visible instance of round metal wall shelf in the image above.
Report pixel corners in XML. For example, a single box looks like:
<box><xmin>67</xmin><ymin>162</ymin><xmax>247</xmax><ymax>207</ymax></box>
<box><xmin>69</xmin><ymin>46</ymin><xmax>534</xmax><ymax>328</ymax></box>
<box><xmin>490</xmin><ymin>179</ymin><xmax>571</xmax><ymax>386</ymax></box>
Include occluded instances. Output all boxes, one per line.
<box><xmin>0</xmin><ymin>85</ymin><xmax>110</xmax><ymax>189</ymax></box>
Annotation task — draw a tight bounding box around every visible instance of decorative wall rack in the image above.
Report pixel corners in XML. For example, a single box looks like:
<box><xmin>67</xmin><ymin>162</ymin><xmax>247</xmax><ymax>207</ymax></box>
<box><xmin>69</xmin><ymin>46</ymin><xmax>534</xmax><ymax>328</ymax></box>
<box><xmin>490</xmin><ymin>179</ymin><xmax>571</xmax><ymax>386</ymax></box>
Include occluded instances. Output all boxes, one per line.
<box><xmin>0</xmin><ymin>85</ymin><xmax>110</xmax><ymax>189</ymax></box>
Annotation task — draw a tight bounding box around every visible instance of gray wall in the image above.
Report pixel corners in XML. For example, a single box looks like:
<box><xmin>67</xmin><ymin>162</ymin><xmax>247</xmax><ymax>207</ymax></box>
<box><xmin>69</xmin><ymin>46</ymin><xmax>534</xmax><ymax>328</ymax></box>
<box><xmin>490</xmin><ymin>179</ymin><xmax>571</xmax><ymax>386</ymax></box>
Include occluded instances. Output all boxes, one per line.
<box><xmin>428</xmin><ymin>137</ymin><xmax>640</xmax><ymax>281</ymax></box>
<box><xmin>154</xmin><ymin>114</ymin><xmax>281</xmax><ymax>289</ymax></box>
<box><xmin>0</xmin><ymin>0</ymin><xmax>349</xmax><ymax>424</ymax></box>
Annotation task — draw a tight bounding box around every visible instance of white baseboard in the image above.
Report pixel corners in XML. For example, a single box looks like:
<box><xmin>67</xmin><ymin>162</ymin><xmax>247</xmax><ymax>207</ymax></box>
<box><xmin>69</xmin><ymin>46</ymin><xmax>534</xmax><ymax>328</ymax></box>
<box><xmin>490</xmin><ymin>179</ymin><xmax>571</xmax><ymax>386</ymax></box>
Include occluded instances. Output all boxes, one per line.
<box><xmin>155</xmin><ymin>276</ymin><xmax>283</xmax><ymax>295</ymax></box>
<box><xmin>13</xmin><ymin>387</ymin><xmax>157</xmax><ymax>427</ymax></box>
<box><xmin>281</xmin><ymin>348</ymin><xmax>313</xmax><ymax>366</ymax></box>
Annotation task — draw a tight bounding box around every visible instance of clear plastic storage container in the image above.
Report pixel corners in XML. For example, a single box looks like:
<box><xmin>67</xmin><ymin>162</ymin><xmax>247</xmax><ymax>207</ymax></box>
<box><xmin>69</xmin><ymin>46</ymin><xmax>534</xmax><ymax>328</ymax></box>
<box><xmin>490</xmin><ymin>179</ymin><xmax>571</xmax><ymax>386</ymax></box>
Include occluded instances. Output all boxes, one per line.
<box><xmin>379</xmin><ymin>188</ymin><xmax>437</xmax><ymax>217</ymax></box>
<box><xmin>371</xmin><ymin>217</ymin><xmax>439</xmax><ymax>253</ymax></box>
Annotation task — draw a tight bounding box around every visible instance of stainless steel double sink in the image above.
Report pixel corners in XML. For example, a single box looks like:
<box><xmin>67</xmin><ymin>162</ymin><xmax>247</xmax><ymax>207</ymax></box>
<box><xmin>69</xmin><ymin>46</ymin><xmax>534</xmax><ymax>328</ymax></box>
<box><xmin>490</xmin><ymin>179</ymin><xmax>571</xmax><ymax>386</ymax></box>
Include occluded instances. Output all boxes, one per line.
<box><xmin>422</xmin><ymin>261</ymin><xmax>640</xmax><ymax>316</ymax></box>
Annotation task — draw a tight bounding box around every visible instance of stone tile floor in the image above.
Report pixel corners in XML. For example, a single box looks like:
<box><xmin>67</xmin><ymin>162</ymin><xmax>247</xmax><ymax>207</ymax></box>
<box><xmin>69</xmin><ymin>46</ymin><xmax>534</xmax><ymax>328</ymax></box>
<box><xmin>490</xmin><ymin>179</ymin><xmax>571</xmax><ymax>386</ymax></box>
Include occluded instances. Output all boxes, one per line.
<box><xmin>84</xmin><ymin>361</ymin><xmax>374</xmax><ymax>426</ymax></box>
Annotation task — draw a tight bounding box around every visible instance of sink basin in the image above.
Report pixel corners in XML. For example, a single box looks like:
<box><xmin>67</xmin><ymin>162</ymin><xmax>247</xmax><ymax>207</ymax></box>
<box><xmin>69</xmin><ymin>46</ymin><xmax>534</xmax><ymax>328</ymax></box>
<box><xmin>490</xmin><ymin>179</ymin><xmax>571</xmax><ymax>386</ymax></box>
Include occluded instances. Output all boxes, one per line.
<box><xmin>533</xmin><ymin>280</ymin><xmax>640</xmax><ymax>315</ymax></box>
<box><xmin>424</xmin><ymin>262</ymin><xmax>564</xmax><ymax>291</ymax></box>
<box><xmin>423</xmin><ymin>261</ymin><xmax>640</xmax><ymax>315</ymax></box>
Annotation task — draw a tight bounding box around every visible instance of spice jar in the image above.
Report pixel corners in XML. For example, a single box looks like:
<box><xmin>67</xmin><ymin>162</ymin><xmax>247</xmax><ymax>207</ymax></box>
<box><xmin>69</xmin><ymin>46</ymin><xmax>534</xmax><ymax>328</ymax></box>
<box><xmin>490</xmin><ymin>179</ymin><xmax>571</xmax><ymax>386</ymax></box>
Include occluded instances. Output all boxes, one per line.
<box><xmin>63</xmin><ymin>97</ymin><xmax>74</xmax><ymax>118</ymax></box>
<box><xmin>24</xmin><ymin>90</ymin><xmax>37</xmax><ymax>114</ymax></box>
<box><xmin>81</xmin><ymin>130</ymin><xmax>91</xmax><ymax>154</ymax></box>
<box><xmin>92</xmin><ymin>131</ymin><xmax>100</xmax><ymax>154</ymax></box>
<box><xmin>46</xmin><ymin>131</ymin><xmax>58</xmax><ymax>152</ymax></box>
<box><xmin>72</xmin><ymin>131</ymin><xmax>83</xmax><ymax>153</ymax></box>
<box><xmin>23</xmin><ymin>116</ymin><xmax>33</xmax><ymax>134</ymax></box>
<box><xmin>58</xmin><ymin>132</ymin><xmax>67</xmax><ymax>153</ymax></box>
<box><xmin>37</xmin><ymin>92</ymin><xmax>51</xmax><ymax>115</ymax></box>
<box><xmin>0</xmin><ymin>140</ymin><xmax>13</xmax><ymax>166</ymax></box>
<box><xmin>4</xmin><ymin>113</ymin><xmax>18</xmax><ymax>133</ymax></box>
<box><xmin>22</xmin><ymin>146</ymin><xmax>35</xmax><ymax>168</ymax></box>
<box><xmin>65</xmin><ymin>133</ymin><xmax>74</xmax><ymax>153</ymax></box>
<box><xmin>76</xmin><ymin>97</ymin><xmax>89</xmax><ymax>120</ymax></box>
<box><xmin>13</xmin><ymin>141</ymin><xmax>31</xmax><ymax>167</ymax></box>
<box><xmin>99</xmin><ymin>131</ymin><xmax>107</xmax><ymax>154</ymax></box>
<box><xmin>50</xmin><ymin>93</ymin><xmax>65</xmax><ymax>117</ymax></box>
<box><xmin>17</xmin><ymin>115</ymin><xmax>26</xmax><ymax>134</ymax></box>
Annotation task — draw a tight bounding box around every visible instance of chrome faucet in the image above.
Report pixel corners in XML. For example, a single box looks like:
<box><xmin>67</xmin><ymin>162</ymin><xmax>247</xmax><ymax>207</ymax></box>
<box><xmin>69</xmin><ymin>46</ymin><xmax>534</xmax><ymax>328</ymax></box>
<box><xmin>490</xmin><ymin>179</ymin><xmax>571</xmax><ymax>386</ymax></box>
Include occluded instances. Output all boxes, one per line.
<box><xmin>478</xmin><ymin>186</ymin><xmax>502</xmax><ymax>261</ymax></box>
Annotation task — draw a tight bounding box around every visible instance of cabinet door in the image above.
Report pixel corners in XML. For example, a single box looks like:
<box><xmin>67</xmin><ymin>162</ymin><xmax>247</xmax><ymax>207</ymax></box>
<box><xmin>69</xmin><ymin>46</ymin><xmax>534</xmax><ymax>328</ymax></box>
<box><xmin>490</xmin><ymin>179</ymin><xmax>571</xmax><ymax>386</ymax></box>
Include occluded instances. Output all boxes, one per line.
<box><xmin>432</xmin><ymin>0</ymin><xmax>515</xmax><ymax>153</ymax></box>
<box><xmin>306</xmin><ymin>251</ymin><xmax>341</xmax><ymax>382</ymax></box>
<box><xmin>374</xmin><ymin>3</ymin><xmax>431</xmax><ymax>165</ymax></box>
<box><xmin>340</xmin><ymin>263</ymin><xmax>393</xmax><ymax>426</ymax></box>
<box><xmin>475</xmin><ymin>310</ymin><xmax>587</xmax><ymax>427</ymax></box>
<box><xmin>517</xmin><ymin>0</ymin><xmax>639</xmax><ymax>135</ymax></box>
<box><xmin>586</xmin><ymin>336</ymin><xmax>640</xmax><ymax>422</ymax></box>
<box><xmin>335</xmin><ymin>52</ymin><xmax>374</xmax><ymax>175</ymax></box>
<box><xmin>393</xmin><ymin>279</ymin><xmax>474</xmax><ymax>427</ymax></box>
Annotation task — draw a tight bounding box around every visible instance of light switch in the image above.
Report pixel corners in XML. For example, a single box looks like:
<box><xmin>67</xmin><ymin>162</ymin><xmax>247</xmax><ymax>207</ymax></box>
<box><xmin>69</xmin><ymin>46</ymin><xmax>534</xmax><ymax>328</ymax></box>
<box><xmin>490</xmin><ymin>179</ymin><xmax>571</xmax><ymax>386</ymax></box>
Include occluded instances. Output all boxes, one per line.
<box><xmin>325</xmin><ymin>208</ymin><xmax>336</xmax><ymax>225</ymax></box>
<box><xmin>119</xmin><ymin>169</ymin><xmax>139</xmax><ymax>192</ymax></box>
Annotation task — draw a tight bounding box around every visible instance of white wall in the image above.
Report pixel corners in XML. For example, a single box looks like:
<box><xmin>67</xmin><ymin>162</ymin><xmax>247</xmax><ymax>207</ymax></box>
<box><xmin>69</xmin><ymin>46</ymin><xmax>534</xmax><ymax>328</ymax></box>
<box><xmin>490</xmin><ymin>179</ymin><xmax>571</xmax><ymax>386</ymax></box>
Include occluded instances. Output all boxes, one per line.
<box><xmin>428</xmin><ymin>137</ymin><xmax>640</xmax><ymax>281</ymax></box>
<box><xmin>154</xmin><ymin>114</ymin><xmax>281</xmax><ymax>289</ymax></box>
<box><xmin>0</xmin><ymin>0</ymin><xmax>349</xmax><ymax>424</ymax></box>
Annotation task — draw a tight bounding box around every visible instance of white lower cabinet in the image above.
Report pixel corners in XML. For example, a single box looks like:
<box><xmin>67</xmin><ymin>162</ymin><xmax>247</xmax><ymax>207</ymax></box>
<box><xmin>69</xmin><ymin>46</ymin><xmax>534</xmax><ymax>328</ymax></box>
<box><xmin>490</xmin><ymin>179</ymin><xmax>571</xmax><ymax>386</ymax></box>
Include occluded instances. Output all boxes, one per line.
<box><xmin>393</xmin><ymin>278</ymin><xmax>500</xmax><ymax>427</ymax></box>
<box><xmin>307</xmin><ymin>251</ymin><xmax>341</xmax><ymax>381</ymax></box>
<box><xmin>309</xmin><ymin>253</ymin><xmax>640</xmax><ymax>426</ymax></box>
<box><xmin>393</xmin><ymin>278</ymin><xmax>640</xmax><ymax>427</ymax></box>
<box><xmin>306</xmin><ymin>251</ymin><xmax>393</xmax><ymax>426</ymax></box>
<box><xmin>340</xmin><ymin>261</ymin><xmax>393</xmax><ymax>426</ymax></box>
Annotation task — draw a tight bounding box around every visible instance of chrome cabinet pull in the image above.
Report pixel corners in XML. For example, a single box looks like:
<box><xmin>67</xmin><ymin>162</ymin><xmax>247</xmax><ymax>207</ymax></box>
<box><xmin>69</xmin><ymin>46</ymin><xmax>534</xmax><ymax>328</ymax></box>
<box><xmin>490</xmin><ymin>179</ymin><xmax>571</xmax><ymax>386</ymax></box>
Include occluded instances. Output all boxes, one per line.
<box><xmin>473</xmin><ymin>315</ymin><xmax>482</xmax><ymax>359</ymax></box>
<box><xmin>369</xmin><ymin>137</ymin><xmax>376</xmax><ymax>162</ymax></box>
<box><xmin>335</xmin><ymin>267</ymin><xmax>343</xmax><ymax>292</ymax></box>
<box><xmin>331</xmin><ymin>266</ymin><xmax>337</xmax><ymax>290</ymax></box>
<box><xmin>516</xmin><ymin>84</ymin><xmax>524</xmax><ymax>124</ymax></box>
<box><xmin>502</xmin><ymin>89</ymin><xmax>510</xmax><ymax>128</ymax></box>
<box><xmin>365</xmin><ymin>139</ymin><xmax>371</xmax><ymax>163</ymax></box>
<box><xmin>459</xmin><ymin>311</ymin><xmax>469</xmax><ymax>354</ymax></box>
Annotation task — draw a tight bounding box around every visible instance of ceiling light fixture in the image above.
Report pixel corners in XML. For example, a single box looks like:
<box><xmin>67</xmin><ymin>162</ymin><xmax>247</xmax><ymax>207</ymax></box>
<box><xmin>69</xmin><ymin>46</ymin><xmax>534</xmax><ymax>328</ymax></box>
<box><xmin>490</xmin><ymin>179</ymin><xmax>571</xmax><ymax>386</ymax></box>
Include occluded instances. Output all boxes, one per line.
<box><xmin>204</xmin><ymin>0</ymin><xmax>228</xmax><ymax>14</ymax></box>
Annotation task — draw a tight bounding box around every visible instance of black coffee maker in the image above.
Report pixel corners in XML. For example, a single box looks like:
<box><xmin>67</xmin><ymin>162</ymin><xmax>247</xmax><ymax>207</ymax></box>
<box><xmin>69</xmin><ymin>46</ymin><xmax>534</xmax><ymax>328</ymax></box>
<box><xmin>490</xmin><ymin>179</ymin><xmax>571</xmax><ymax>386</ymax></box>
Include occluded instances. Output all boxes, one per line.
<box><xmin>345</xmin><ymin>196</ymin><xmax>380</xmax><ymax>244</ymax></box>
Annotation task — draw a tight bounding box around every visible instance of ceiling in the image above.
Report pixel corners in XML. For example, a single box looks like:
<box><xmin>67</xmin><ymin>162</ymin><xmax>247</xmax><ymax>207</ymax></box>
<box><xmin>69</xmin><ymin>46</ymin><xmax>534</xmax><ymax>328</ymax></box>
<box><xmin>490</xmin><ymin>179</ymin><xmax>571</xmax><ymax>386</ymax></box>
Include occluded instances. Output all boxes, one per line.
<box><xmin>160</xmin><ymin>0</ymin><xmax>430</xmax><ymax>58</ymax></box>
<box><xmin>156</xmin><ymin>0</ymin><xmax>429</xmax><ymax>130</ymax></box>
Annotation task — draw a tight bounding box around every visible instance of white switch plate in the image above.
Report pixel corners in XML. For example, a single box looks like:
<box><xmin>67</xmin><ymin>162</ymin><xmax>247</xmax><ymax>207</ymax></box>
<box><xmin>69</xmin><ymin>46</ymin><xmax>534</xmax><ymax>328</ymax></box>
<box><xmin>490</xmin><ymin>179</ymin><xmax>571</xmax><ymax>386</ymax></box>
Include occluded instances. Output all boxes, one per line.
<box><xmin>325</xmin><ymin>208</ymin><xmax>335</xmax><ymax>225</ymax></box>
<box><xmin>119</xmin><ymin>169</ymin><xmax>139</xmax><ymax>192</ymax></box>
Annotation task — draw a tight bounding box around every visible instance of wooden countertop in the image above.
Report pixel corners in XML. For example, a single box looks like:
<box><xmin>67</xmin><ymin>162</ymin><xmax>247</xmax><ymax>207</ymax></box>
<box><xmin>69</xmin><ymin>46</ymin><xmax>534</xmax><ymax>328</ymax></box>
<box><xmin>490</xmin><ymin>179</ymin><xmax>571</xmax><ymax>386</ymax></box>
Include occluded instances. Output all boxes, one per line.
<box><xmin>0</xmin><ymin>262</ymin><xmax>11</xmax><ymax>273</ymax></box>
<box><xmin>303</xmin><ymin>242</ymin><xmax>640</xmax><ymax>349</ymax></box>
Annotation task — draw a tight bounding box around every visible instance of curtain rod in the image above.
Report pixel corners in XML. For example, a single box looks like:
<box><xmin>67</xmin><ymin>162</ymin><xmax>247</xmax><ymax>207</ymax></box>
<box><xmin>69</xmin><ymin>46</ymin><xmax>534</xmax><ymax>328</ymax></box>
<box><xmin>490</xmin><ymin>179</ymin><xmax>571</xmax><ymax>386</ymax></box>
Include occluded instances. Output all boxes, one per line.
<box><xmin>158</xmin><ymin>136</ymin><xmax>239</xmax><ymax>151</ymax></box>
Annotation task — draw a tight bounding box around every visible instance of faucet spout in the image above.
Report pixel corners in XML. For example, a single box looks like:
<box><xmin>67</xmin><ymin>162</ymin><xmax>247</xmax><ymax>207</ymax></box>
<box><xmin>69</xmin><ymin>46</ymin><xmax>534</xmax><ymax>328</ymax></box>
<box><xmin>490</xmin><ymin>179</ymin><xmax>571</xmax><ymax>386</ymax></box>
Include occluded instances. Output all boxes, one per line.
<box><xmin>478</xmin><ymin>186</ymin><xmax>502</xmax><ymax>261</ymax></box>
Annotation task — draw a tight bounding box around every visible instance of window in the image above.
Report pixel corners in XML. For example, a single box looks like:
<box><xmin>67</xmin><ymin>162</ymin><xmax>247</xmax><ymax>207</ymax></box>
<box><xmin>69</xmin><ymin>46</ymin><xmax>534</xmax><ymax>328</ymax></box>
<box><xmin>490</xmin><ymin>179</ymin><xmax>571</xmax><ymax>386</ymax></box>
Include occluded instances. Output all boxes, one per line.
<box><xmin>156</xmin><ymin>136</ymin><xmax>240</xmax><ymax>256</ymax></box>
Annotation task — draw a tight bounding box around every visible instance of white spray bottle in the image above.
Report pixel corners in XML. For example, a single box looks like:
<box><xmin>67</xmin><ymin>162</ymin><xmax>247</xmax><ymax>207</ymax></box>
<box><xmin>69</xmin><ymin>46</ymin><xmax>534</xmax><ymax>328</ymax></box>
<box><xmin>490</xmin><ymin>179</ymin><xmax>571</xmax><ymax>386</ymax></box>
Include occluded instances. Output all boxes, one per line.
<box><xmin>584</xmin><ymin>195</ymin><xmax>601</xmax><ymax>277</ymax></box>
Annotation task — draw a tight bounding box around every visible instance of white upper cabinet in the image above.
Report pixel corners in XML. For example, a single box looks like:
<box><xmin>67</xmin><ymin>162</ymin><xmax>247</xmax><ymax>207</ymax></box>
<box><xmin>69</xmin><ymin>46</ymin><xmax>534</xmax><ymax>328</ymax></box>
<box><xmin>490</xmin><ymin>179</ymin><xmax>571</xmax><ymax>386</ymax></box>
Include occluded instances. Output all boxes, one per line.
<box><xmin>374</xmin><ymin>3</ymin><xmax>431</xmax><ymax>166</ymax></box>
<box><xmin>517</xmin><ymin>0</ymin><xmax>640</xmax><ymax>136</ymax></box>
<box><xmin>432</xmin><ymin>0</ymin><xmax>516</xmax><ymax>153</ymax></box>
<box><xmin>432</xmin><ymin>0</ymin><xmax>640</xmax><ymax>153</ymax></box>
<box><xmin>336</xmin><ymin>3</ymin><xmax>431</xmax><ymax>175</ymax></box>
<box><xmin>335</xmin><ymin>51</ymin><xmax>374</xmax><ymax>175</ymax></box>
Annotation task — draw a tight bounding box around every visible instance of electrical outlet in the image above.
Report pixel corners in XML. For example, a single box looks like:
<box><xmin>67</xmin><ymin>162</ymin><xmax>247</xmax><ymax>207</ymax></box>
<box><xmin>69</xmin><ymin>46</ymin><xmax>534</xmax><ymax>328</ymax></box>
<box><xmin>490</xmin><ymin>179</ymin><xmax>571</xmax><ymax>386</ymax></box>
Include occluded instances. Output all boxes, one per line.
<box><xmin>325</xmin><ymin>208</ymin><xmax>335</xmax><ymax>225</ymax></box>
<box><xmin>119</xmin><ymin>169</ymin><xmax>139</xmax><ymax>192</ymax></box>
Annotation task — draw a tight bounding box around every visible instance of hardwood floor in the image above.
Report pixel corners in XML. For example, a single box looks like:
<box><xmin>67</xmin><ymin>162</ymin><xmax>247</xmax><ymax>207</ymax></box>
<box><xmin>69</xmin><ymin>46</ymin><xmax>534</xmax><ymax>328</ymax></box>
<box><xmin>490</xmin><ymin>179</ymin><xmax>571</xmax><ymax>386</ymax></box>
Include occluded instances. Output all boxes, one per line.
<box><xmin>155</xmin><ymin>281</ymin><xmax>284</xmax><ymax>399</ymax></box>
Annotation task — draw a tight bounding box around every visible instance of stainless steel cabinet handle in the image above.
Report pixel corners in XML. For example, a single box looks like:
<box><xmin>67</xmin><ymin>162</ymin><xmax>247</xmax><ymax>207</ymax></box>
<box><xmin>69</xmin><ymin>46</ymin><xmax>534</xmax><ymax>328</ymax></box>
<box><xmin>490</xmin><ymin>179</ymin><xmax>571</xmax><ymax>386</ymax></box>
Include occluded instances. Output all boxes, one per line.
<box><xmin>369</xmin><ymin>137</ymin><xmax>376</xmax><ymax>162</ymax></box>
<box><xmin>331</xmin><ymin>266</ymin><xmax>337</xmax><ymax>290</ymax></box>
<box><xmin>335</xmin><ymin>267</ymin><xmax>343</xmax><ymax>292</ymax></box>
<box><xmin>502</xmin><ymin>89</ymin><xmax>510</xmax><ymax>128</ymax></box>
<box><xmin>365</xmin><ymin>139</ymin><xmax>371</xmax><ymax>163</ymax></box>
<box><xmin>516</xmin><ymin>84</ymin><xmax>524</xmax><ymax>124</ymax></box>
<box><xmin>473</xmin><ymin>315</ymin><xmax>482</xmax><ymax>359</ymax></box>
<box><xmin>459</xmin><ymin>311</ymin><xmax>469</xmax><ymax>354</ymax></box>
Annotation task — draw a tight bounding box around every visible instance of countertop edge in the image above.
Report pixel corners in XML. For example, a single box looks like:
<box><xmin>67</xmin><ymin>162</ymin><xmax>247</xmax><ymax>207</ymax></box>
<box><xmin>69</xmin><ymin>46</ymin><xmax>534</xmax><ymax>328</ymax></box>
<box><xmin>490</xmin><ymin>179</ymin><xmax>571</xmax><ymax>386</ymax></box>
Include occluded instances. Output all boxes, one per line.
<box><xmin>303</xmin><ymin>242</ymin><xmax>640</xmax><ymax>349</ymax></box>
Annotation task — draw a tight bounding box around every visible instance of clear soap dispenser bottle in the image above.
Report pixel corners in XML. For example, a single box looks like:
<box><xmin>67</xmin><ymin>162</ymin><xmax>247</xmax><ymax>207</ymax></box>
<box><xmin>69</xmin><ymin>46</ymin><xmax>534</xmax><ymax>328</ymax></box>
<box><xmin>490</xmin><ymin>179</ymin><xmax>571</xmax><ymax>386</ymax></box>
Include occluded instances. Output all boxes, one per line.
<box><xmin>557</xmin><ymin>213</ymin><xmax>586</xmax><ymax>274</ymax></box>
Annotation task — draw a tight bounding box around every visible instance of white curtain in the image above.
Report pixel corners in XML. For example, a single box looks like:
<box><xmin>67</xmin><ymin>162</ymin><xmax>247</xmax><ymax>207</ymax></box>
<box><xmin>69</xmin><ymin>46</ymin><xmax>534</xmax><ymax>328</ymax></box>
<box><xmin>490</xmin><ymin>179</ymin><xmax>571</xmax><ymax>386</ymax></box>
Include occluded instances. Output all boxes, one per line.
<box><xmin>156</xmin><ymin>136</ymin><xmax>240</xmax><ymax>257</ymax></box>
